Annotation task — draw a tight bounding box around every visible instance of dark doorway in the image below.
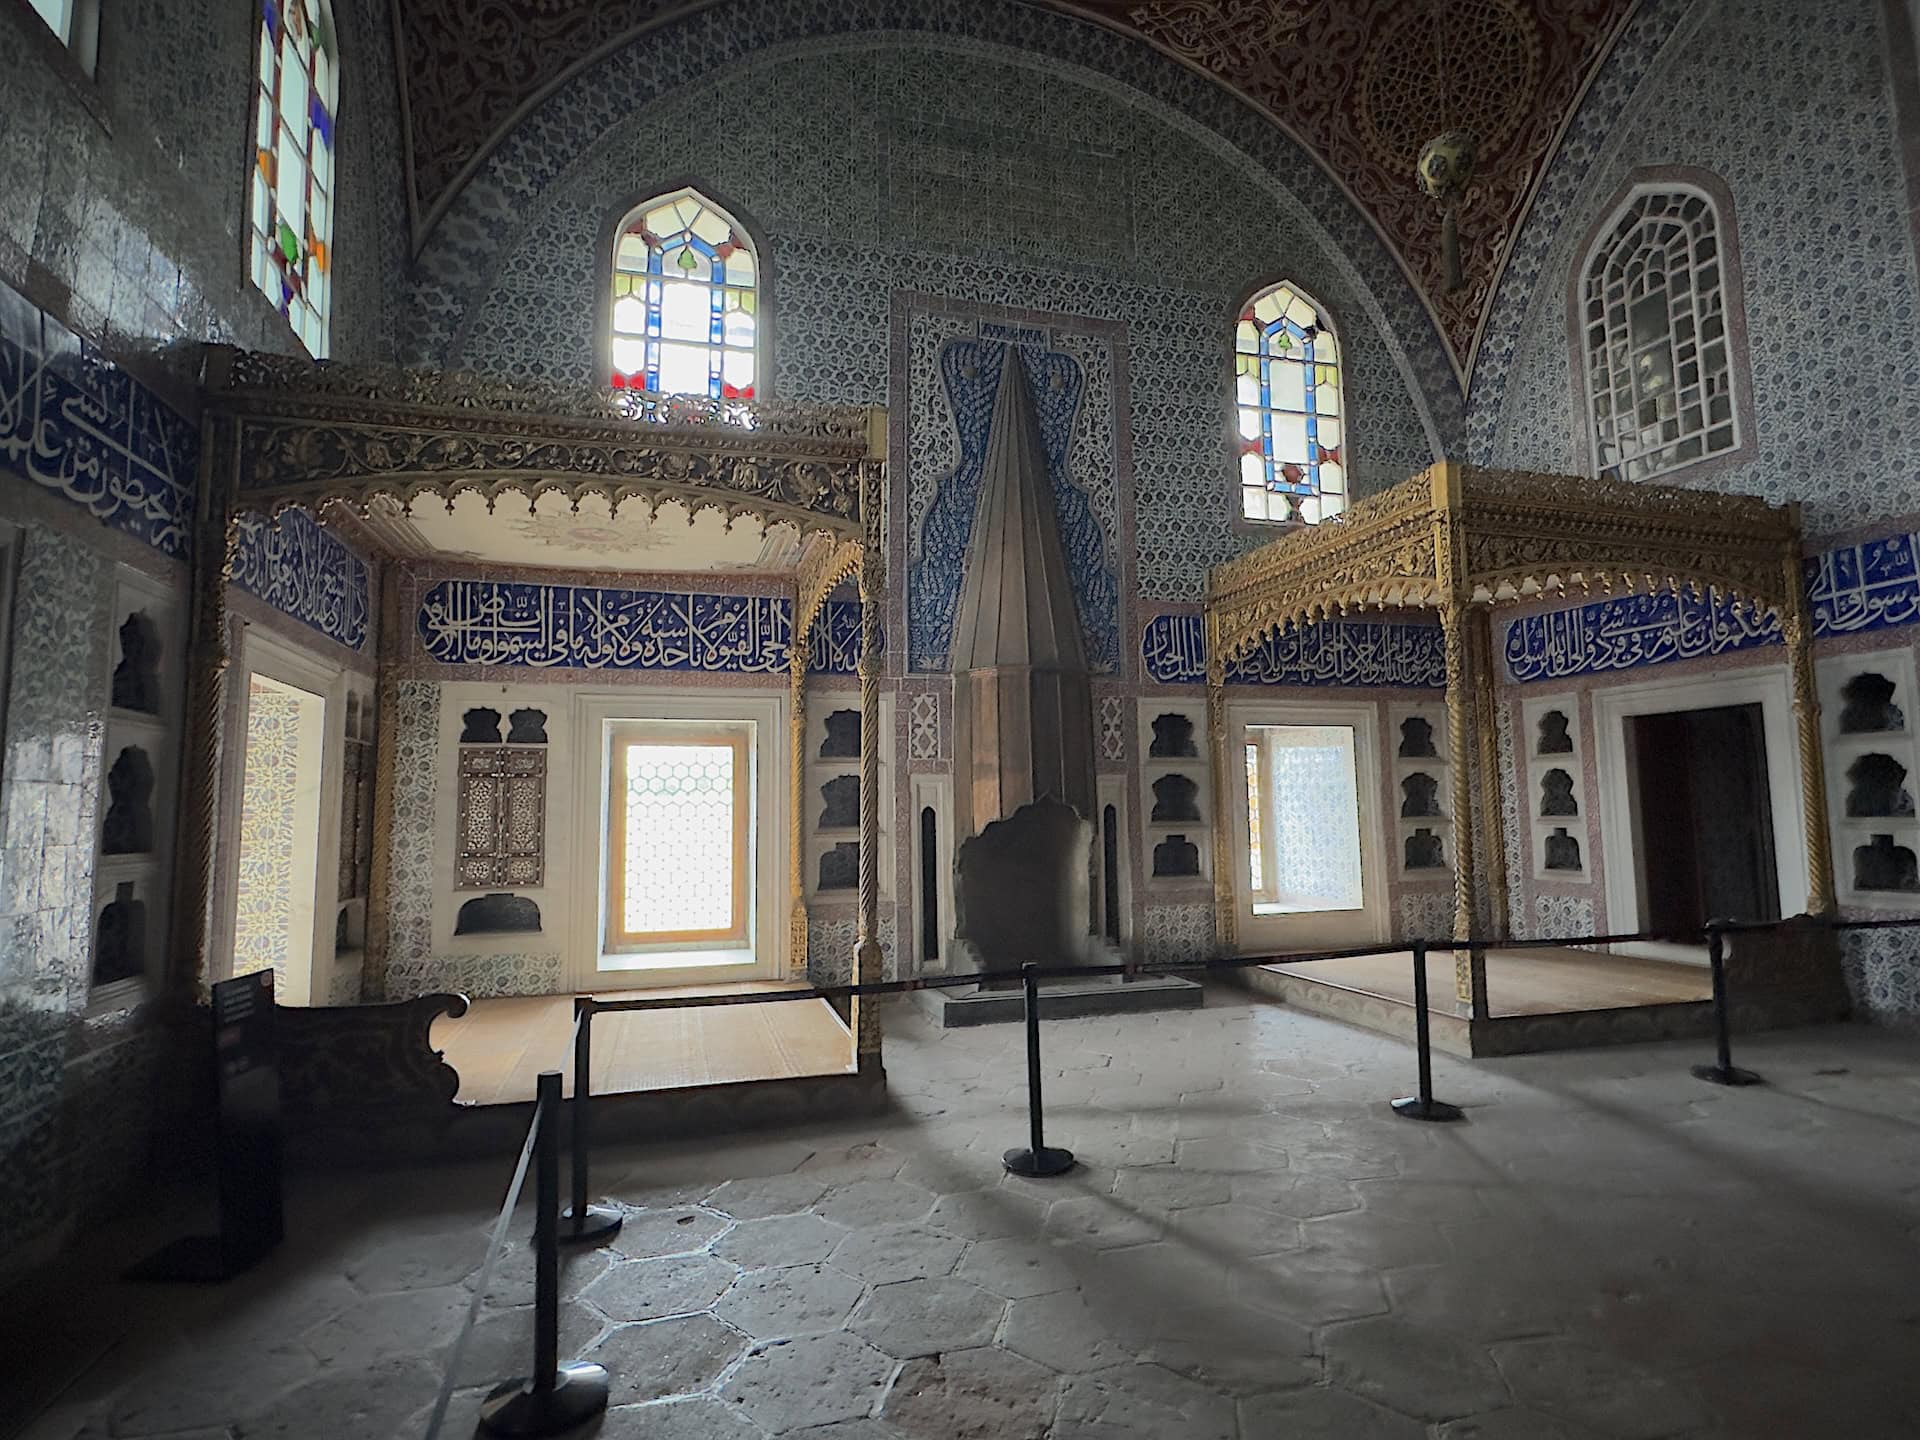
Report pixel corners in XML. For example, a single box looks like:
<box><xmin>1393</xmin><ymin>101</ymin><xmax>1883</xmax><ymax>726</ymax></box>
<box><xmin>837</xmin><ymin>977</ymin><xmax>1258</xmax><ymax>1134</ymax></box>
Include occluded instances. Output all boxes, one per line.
<box><xmin>1628</xmin><ymin>703</ymin><xmax>1780</xmax><ymax>933</ymax></box>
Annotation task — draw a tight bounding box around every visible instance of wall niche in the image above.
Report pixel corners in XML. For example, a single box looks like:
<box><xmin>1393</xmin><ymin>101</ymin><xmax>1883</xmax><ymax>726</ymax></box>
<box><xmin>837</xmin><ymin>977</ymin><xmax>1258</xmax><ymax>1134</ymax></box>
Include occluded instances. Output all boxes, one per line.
<box><xmin>1839</xmin><ymin>672</ymin><xmax>1904</xmax><ymax>734</ymax></box>
<box><xmin>93</xmin><ymin>882</ymin><xmax>147</xmax><ymax>986</ymax></box>
<box><xmin>821</xmin><ymin>710</ymin><xmax>861</xmax><ymax>758</ymax></box>
<box><xmin>819</xmin><ymin>775</ymin><xmax>860</xmax><ymax>829</ymax></box>
<box><xmin>507</xmin><ymin>707</ymin><xmax>549</xmax><ymax>744</ymax></box>
<box><xmin>1400</xmin><ymin>772</ymin><xmax>1441</xmax><ymax>818</ymax></box>
<box><xmin>1846</xmin><ymin>753</ymin><xmax>1914</xmax><ymax>817</ymax></box>
<box><xmin>1152</xmin><ymin>833</ymin><xmax>1200</xmax><ymax>878</ymax></box>
<box><xmin>1539</xmin><ymin>768</ymin><xmax>1579</xmax><ymax>817</ymax></box>
<box><xmin>1404</xmin><ymin>828</ymin><xmax>1444</xmax><ymax>870</ymax></box>
<box><xmin>1535</xmin><ymin>710</ymin><xmax>1574</xmax><ymax>755</ymax></box>
<box><xmin>455</xmin><ymin>893</ymin><xmax>542</xmax><ymax>935</ymax></box>
<box><xmin>1148</xmin><ymin>713</ymin><xmax>1198</xmax><ymax>759</ymax></box>
<box><xmin>102</xmin><ymin>746</ymin><xmax>155</xmax><ymax>854</ymax></box>
<box><xmin>460</xmin><ymin>707</ymin><xmax>503</xmax><ymax>744</ymax></box>
<box><xmin>1854</xmin><ymin>834</ymin><xmax>1920</xmax><ymax>892</ymax></box>
<box><xmin>1544</xmin><ymin>827</ymin><xmax>1582</xmax><ymax>871</ymax></box>
<box><xmin>819</xmin><ymin>841</ymin><xmax>860</xmax><ymax>890</ymax></box>
<box><xmin>1150</xmin><ymin>773</ymin><xmax>1200</xmax><ymax>823</ymax></box>
<box><xmin>1398</xmin><ymin>716</ymin><xmax>1437</xmax><ymax>759</ymax></box>
<box><xmin>110</xmin><ymin>612</ymin><xmax>163</xmax><ymax>714</ymax></box>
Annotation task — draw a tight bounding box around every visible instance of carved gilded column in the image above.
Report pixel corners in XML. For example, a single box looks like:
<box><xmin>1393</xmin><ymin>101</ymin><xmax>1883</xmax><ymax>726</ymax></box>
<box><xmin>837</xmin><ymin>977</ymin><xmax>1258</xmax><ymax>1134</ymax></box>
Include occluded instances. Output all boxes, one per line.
<box><xmin>1430</xmin><ymin>463</ymin><xmax>1478</xmax><ymax>997</ymax></box>
<box><xmin>168</xmin><ymin>407</ymin><xmax>238</xmax><ymax>1005</ymax></box>
<box><xmin>362</xmin><ymin>559</ymin><xmax>406</xmax><ymax>1002</ymax></box>
<box><xmin>787</xmin><ymin>645</ymin><xmax>810</xmax><ymax>982</ymax></box>
<box><xmin>852</xmin><ymin>466</ymin><xmax>886</xmax><ymax>1072</ymax></box>
<box><xmin>1781</xmin><ymin>551</ymin><xmax>1836</xmax><ymax>915</ymax></box>
<box><xmin>1206</xmin><ymin>667</ymin><xmax>1236</xmax><ymax>955</ymax></box>
<box><xmin>1470</xmin><ymin>608</ymin><xmax>1510</xmax><ymax>941</ymax></box>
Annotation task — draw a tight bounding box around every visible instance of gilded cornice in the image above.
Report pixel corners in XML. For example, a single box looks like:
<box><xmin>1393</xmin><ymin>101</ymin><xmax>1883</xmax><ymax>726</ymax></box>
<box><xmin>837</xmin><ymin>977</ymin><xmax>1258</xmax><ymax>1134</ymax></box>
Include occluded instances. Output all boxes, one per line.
<box><xmin>205</xmin><ymin>348</ymin><xmax>879</xmax><ymax>539</ymax></box>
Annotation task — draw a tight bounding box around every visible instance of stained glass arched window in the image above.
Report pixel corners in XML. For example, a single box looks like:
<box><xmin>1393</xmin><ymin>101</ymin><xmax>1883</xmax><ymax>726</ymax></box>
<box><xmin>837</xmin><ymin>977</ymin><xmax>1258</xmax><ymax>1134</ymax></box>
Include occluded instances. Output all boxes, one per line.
<box><xmin>608</xmin><ymin>190</ymin><xmax>760</xmax><ymax>398</ymax></box>
<box><xmin>248</xmin><ymin>0</ymin><xmax>338</xmax><ymax>359</ymax></box>
<box><xmin>1234</xmin><ymin>283</ymin><xmax>1346</xmax><ymax>525</ymax></box>
<box><xmin>1580</xmin><ymin>187</ymin><xmax>1740</xmax><ymax>482</ymax></box>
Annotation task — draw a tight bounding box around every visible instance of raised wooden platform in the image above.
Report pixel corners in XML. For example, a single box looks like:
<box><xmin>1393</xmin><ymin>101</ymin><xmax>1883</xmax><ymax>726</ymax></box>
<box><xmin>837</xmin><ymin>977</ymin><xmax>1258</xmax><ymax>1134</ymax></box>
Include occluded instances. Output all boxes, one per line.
<box><xmin>1234</xmin><ymin>926</ymin><xmax>1849</xmax><ymax>1057</ymax></box>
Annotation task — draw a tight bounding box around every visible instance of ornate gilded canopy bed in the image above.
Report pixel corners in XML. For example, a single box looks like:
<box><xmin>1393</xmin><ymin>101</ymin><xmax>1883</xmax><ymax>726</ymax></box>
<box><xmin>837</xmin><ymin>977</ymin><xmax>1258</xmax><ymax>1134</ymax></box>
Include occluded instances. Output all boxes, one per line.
<box><xmin>1203</xmin><ymin>460</ymin><xmax>1833</xmax><ymax>1008</ymax></box>
<box><xmin>179</xmin><ymin>351</ymin><xmax>891</xmax><ymax>1088</ymax></box>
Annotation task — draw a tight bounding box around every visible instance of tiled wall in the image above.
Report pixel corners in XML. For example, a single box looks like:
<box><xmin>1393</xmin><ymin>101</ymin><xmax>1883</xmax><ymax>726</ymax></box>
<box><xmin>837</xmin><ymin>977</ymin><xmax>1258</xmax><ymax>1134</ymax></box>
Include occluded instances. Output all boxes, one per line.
<box><xmin>231</xmin><ymin>682</ymin><xmax>301</xmax><ymax>986</ymax></box>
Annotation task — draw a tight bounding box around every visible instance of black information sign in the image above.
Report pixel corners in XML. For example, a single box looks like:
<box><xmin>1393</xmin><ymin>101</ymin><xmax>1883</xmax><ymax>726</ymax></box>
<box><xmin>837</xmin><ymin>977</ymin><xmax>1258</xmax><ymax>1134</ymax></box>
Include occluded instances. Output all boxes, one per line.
<box><xmin>127</xmin><ymin>971</ymin><xmax>285</xmax><ymax>1282</ymax></box>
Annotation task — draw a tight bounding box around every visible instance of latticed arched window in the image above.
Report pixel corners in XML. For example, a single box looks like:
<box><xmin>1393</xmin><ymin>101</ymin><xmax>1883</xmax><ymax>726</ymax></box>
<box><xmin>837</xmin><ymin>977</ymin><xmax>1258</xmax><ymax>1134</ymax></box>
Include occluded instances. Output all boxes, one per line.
<box><xmin>248</xmin><ymin>0</ymin><xmax>338</xmax><ymax>359</ymax></box>
<box><xmin>1234</xmin><ymin>283</ymin><xmax>1346</xmax><ymax>525</ymax></box>
<box><xmin>1581</xmin><ymin>188</ymin><xmax>1739</xmax><ymax>482</ymax></box>
<box><xmin>608</xmin><ymin>190</ymin><xmax>760</xmax><ymax>398</ymax></box>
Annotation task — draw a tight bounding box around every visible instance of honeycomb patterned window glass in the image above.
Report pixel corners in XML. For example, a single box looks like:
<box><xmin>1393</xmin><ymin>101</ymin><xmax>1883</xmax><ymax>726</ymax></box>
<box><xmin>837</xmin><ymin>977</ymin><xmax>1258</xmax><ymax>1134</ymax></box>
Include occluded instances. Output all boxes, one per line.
<box><xmin>1581</xmin><ymin>187</ymin><xmax>1739</xmax><ymax>483</ymax></box>
<box><xmin>1234</xmin><ymin>281</ymin><xmax>1346</xmax><ymax>526</ymax></box>
<box><xmin>609</xmin><ymin>733</ymin><xmax>749</xmax><ymax>946</ymax></box>
<box><xmin>608</xmin><ymin>188</ymin><xmax>759</xmax><ymax>399</ymax></box>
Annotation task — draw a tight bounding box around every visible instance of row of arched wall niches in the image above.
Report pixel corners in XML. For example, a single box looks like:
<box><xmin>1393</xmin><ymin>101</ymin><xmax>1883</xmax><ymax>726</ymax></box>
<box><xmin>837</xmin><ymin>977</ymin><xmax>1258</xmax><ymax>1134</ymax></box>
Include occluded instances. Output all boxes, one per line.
<box><xmin>95</xmin><ymin>603</ymin><xmax>175</xmax><ymax>990</ymax></box>
<box><xmin>1395</xmin><ymin>711</ymin><xmax>1447</xmax><ymax>874</ymax></box>
<box><xmin>1525</xmin><ymin>703</ymin><xmax>1584</xmax><ymax>876</ymax></box>
<box><xmin>818</xmin><ymin>708</ymin><xmax>861</xmax><ymax>891</ymax></box>
<box><xmin>1146</xmin><ymin>711</ymin><xmax>1203</xmax><ymax>879</ymax></box>
<box><xmin>1824</xmin><ymin>665</ymin><xmax>1920</xmax><ymax>895</ymax></box>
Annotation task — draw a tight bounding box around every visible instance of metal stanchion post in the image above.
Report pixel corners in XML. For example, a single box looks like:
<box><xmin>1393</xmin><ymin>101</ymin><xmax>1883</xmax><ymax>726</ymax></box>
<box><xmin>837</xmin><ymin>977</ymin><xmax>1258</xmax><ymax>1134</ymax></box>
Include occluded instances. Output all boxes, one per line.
<box><xmin>1003</xmin><ymin>963</ymin><xmax>1075</xmax><ymax>1178</ymax></box>
<box><xmin>561</xmin><ymin>999</ymin><xmax>622</xmax><ymax>1245</ymax></box>
<box><xmin>1391</xmin><ymin>940</ymin><xmax>1464</xmax><ymax>1122</ymax></box>
<box><xmin>479</xmin><ymin>1071</ymin><xmax>611</xmax><ymax>1438</ymax></box>
<box><xmin>1692</xmin><ymin>924</ymin><xmax>1763</xmax><ymax>1087</ymax></box>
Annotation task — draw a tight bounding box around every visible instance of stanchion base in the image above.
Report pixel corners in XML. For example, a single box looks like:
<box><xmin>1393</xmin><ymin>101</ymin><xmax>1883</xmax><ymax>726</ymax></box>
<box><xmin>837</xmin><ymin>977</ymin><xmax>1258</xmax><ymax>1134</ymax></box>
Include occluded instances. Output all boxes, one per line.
<box><xmin>1391</xmin><ymin>1096</ymin><xmax>1465</xmax><ymax>1122</ymax></box>
<box><xmin>1691</xmin><ymin>1064</ymin><xmax>1764</xmax><ymax>1087</ymax></box>
<box><xmin>478</xmin><ymin>1363</ymin><xmax>610</xmax><ymax>1437</ymax></box>
<box><xmin>559</xmin><ymin>1203</ymin><xmax>624</xmax><ymax>1246</ymax></box>
<box><xmin>1003</xmin><ymin>1145</ymin><xmax>1076</xmax><ymax>1177</ymax></box>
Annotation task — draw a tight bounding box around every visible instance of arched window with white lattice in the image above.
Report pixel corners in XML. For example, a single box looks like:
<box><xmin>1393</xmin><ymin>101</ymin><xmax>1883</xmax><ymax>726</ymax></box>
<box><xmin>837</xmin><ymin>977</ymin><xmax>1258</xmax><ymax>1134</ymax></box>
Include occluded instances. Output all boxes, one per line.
<box><xmin>1577</xmin><ymin>182</ymin><xmax>1749</xmax><ymax>483</ymax></box>
<box><xmin>606</xmin><ymin>189</ymin><xmax>762</xmax><ymax>400</ymax></box>
<box><xmin>1233</xmin><ymin>282</ymin><xmax>1348</xmax><ymax>525</ymax></box>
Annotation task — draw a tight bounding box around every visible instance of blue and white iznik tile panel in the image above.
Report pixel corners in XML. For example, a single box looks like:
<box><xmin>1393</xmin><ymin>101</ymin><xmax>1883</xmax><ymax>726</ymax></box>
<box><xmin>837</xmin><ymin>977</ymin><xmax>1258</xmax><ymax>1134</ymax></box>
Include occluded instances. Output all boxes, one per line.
<box><xmin>1503</xmin><ymin>531</ymin><xmax>1920</xmax><ymax>682</ymax></box>
<box><xmin>231</xmin><ymin>510</ymin><xmax>372</xmax><ymax>651</ymax></box>
<box><xmin>1140</xmin><ymin>614</ymin><xmax>1446</xmax><ymax>689</ymax></box>
<box><xmin>418</xmin><ymin>581</ymin><xmax>864</xmax><ymax>675</ymax></box>
<box><xmin>0</xmin><ymin>286</ymin><xmax>197</xmax><ymax>560</ymax></box>
<box><xmin>910</xmin><ymin>336</ymin><xmax>1118</xmax><ymax>674</ymax></box>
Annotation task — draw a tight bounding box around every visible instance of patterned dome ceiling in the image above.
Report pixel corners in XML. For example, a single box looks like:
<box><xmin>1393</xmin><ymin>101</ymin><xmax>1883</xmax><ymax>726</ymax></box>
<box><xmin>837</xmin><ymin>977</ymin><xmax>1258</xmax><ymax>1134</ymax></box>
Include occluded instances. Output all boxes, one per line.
<box><xmin>392</xmin><ymin>0</ymin><xmax>1639</xmax><ymax>382</ymax></box>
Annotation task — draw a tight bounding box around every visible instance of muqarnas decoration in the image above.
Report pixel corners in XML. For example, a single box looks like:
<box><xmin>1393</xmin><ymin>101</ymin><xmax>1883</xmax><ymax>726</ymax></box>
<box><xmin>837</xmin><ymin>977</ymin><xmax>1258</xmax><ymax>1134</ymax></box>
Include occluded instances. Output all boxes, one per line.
<box><xmin>1854</xmin><ymin>834</ymin><xmax>1920</xmax><ymax>892</ymax></box>
<box><xmin>93</xmin><ymin>882</ymin><xmax>147</xmax><ymax>986</ymax></box>
<box><xmin>1149</xmin><ymin>713</ymin><xmax>1198</xmax><ymax>759</ymax></box>
<box><xmin>1398</xmin><ymin>716</ymin><xmax>1437</xmax><ymax>758</ymax></box>
<box><xmin>1845</xmin><ymin>753</ymin><xmax>1914</xmax><ymax>818</ymax></box>
<box><xmin>819</xmin><ymin>775</ymin><xmax>860</xmax><ymax>829</ymax></box>
<box><xmin>1404</xmin><ymin>828</ymin><xmax>1444</xmax><ymax>870</ymax></box>
<box><xmin>1150</xmin><ymin>774</ymin><xmax>1201</xmax><ymax>823</ymax></box>
<box><xmin>1544</xmin><ymin>827</ymin><xmax>1582</xmax><ymax>871</ymax></box>
<box><xmin>819</xmin><ymin>841</ymin><xmax>859</xmax><ymax>890</ymax></box>
<box><xmin>1536</xmin><ymin>710</ymin><xmax>1574</xmax><ymax>754</ymax></box>
<box><xmin>507</xmin><ymin>707</ymin><xmax>549</xmax><ymax>744</ymax></box>
<box><xmin>1539</xmin><ymin>768</ymin><xmax>1579</xmax><ymax>817</ymax></box>
<box><xmin>1400</xmin><ymin>773</ymin><xmax>1441</xmax><ymax>818</ymax></box>
<box><xmin>821</xmin><ymin>710</ymin><xmax>861</xmax><ymax>759</ymax></box>
<box><xmin>1839</xmin><ymin>673</ymin><xmax>1905</xmax><ymax>734</ymax></box>
<box><xmin>102</xmin><ymin>746</ymin><xmax>156</xmax><ymax>854</ymax></box>
<box><xmin>1152</xmin><ymin>833</ymin><xmax>1200</xmax><ymax>878</ymax></box>
<box><xmin>455</xmin><ymin>893</ymin><xmax>542</xmax><ymax>935</ymax></box>
<box><xmin>461</xmin><ymin>707</ymin><xmax>503</xmax><ymax>744</ymax></box>
<box><xmin>111</xmin><ymin>613</ymin><xmax>163</xmax><ymax>714</ymax></box>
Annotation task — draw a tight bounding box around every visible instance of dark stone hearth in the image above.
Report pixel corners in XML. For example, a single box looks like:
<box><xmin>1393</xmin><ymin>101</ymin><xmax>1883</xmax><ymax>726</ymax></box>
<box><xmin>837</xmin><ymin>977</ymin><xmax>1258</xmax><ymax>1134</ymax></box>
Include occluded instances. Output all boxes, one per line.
<box><xmin>454</xmin><ymin>893</ymin><xmax>542</xmax><ymax>934</ymax></box>
<box><xmin>954</xmin><ymin>798</ymin><xmax>1092</xmax><ymax>970</ymax></box>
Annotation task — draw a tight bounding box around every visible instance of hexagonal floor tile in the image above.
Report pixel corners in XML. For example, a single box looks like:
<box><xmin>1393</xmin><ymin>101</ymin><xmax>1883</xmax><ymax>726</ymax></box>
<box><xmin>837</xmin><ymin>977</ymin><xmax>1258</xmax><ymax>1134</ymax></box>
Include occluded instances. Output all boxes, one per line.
<box><xmin>1170</xmin><ymin>1202</ymin><xmax>1301</xmax><ymax>1258</ymax></box>
<box><xmin>813</xmin><ymin>1179</ymin><xmax>937</xmax><ymax>1229</ymax></box>
<box><xmin>612</xmin><ymin>1206</ymin><xmax>731</xmax><ymax>1259</ymax></box>
<box><xmin>713</xmin><ymin>1213</ymin><xmax>846</xmax><ymax>1271</ymax></box>
<box><xmin>850</xmin><ymin>1277</ymin><xmax>1006</xmax><ymax>1359</ymax></box>
<box><xmin>719</xmin><ymin>1331</ymin><xmax>895</xmax><ymax>1432</ymax></box>
<box><xmin>1232</xmin><ymin>1247</ymin><xmax>1390</xmax><ymax>1327</ymax></box>
<box><xmin>957</xmin><ymin>1236</ymin><xmax>1078</xmax><ymax>1299</ymax></box>
<box><xmin>304</xmin><ymin>1286</ymin><xmax>470</xmax><ymax>1369</ymax></box>
<box><xmin>1490</xmin><ymin>1337</ymin><xmax>1709</xmax><ymax>1439</ymax></box>
<box><xmin>1055</xmin><ymin>1362</ymin><xmax>1236</xmax><ymax>1440</ymax></box>
<box><xmin>1230</xmin><ymin>1171</ymin><xmax>1363</xmax><ymax>1220</ymax></box>
<box><xmin>1044</xmin><ymin>1195</ymin><xmax>1164</xmax><ymax>1251</ymax></box>
<box><xmin>597</xmin><ymin>1395</ymin><xmax>768</xmax><ymax>1438</ymax></box>
<box><xmin>1240</xmin><ymin>1385</ymin><xmax>1426</xmax><ymax>1438</ymax></box>
<box><xmin>585</xmin><ymin>1253</ymin><xmax>738</xmax><ymax>1323</ymax></box>
<box><xmin>344</xmin><ymin>1229</ymin><xmax>484</xmax><ymax>1293</ymax></box>
<box><xmin>1001</xmin><ymin>1291</ymin><xmax>1137</xmax><ymax>1375</ymax></box>
<box><xmin>716</xmin><ymin>1263</ymin><xmax>866</xmax><ymax>1339</ymax></box>
<box><xmin>586</xmin><ymin>1312</ymin><xmax>750</xmax><ymax>1405</ymax></box>
<box><xmin>882</xmin><ymin>1345</ymin><xmax>1062</xmax><ymax>1438</ymax></box>
<box><xmin>1324</xmin><ymin>1317</ymin><xmax>1511</xmax><ymax>1422</ymax></box>
<box><xmin>1110</xmin><ymin>1164</ymin><xmax>1233</xmax><ymax>1211</ymax></box>
<box><xmin>829</xmin><ymin>1225</ymin><xmax>964</xmax><ymax>1285</ymax></box>
<box><xmin>705</xmin><ymin>1173</ymin><xmax>831</xmax><ymax>1221</ymax></box>
<box><xmin>926</xmin><ymin>1187</ymin><xmax>1050</xmax><ymax>1242</ymax></box>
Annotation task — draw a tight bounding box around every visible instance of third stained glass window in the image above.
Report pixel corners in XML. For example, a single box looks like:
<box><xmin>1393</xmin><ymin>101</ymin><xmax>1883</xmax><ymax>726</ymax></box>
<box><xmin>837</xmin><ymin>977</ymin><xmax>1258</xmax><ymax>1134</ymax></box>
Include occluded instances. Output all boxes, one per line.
<box><xmin>1235</xmin><ymin>283</ymin><xmax>1346</xmax><ymax>525</ymax></box>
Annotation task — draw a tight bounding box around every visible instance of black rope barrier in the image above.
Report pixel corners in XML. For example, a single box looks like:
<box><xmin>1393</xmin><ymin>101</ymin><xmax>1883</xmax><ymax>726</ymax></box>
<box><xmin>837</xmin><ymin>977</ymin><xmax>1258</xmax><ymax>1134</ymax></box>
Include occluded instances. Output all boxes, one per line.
<box><xmin>562</xmin><ymin>998</ymin><xmax>623</xmax><ymax>1247</ymax></box>
<box><xmin>1691</xmin><ymin>924</ymin><xmax>1763</xmax><ymax>1087</ymax></box>
<box><xmin>1002</xmin><ymin>962</ymin><xmax>1076</xmax><ymax>1178</ymax></box>
<box><xmin>478</xmin><ymin>1070</ymin><xmax>612</xmax><ymax>1437</ymax></box>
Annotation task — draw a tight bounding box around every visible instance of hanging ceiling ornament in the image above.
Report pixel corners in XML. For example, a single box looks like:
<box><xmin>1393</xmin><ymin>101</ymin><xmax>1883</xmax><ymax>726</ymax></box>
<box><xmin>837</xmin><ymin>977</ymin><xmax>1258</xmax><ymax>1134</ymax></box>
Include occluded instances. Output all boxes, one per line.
<box><xmin>1417</xmin><ymin>130</ymin><xmax>1478</xmax><ymax>293</ymax></box>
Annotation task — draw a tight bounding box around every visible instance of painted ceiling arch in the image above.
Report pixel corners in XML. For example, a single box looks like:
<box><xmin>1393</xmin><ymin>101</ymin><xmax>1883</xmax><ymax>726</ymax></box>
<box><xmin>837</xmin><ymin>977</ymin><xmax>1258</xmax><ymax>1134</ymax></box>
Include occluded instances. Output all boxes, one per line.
<box><xmin>392</xmin><ymin>0</ymin><xmax>1638</xmax><ymax>384</ymax></box>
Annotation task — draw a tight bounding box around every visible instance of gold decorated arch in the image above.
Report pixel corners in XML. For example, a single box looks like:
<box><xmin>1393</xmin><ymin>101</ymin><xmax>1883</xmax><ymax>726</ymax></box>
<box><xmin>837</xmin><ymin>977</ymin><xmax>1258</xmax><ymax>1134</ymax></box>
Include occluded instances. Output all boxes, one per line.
<box><xmin>1203</xmin><ymin>461</ymin><xmax>1830</xmax><ymax>975</ymax></box>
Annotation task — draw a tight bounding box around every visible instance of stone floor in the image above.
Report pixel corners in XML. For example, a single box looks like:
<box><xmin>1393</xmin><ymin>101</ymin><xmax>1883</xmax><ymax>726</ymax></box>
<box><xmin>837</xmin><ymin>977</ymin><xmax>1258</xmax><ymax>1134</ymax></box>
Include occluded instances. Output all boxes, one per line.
<box><xmin>10</xmin><ymin>988</ymin><xmax>1920</xmax><ymax>1439</ymax></box>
